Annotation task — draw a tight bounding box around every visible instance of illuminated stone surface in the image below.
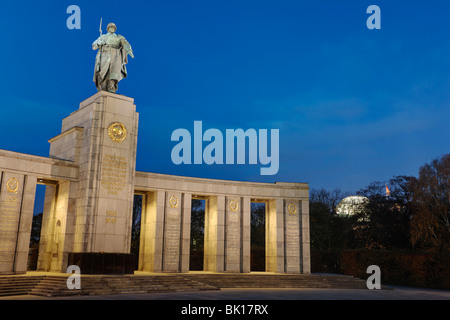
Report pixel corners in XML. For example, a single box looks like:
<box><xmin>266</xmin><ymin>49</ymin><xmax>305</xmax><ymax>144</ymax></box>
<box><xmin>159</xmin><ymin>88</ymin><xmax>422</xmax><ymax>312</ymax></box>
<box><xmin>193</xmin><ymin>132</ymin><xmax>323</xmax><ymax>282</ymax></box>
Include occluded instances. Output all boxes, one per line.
<box><xmin>0</xmin><ymin>92</ymin><xmax>310</xmax><ymax>275</ymax></box>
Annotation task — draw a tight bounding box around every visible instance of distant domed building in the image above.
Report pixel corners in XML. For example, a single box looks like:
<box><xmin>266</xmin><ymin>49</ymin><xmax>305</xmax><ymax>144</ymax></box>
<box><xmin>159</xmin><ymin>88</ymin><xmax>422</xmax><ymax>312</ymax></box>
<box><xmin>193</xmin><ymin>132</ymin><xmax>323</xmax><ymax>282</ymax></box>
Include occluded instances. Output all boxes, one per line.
<box><xmin>336</xmin><ymin>195</ymin><xmax>369</xmax><ymax>216</ymax></box>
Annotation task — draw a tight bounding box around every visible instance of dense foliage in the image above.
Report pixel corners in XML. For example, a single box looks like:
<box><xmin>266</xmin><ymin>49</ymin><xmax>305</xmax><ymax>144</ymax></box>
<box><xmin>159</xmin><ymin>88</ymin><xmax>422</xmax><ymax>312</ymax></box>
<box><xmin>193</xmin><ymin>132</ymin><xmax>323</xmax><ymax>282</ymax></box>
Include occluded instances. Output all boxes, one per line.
<box><xmin>310</xmin><ymin>154</ymin><xmax>450</xmax><ymax>288</ymax></box>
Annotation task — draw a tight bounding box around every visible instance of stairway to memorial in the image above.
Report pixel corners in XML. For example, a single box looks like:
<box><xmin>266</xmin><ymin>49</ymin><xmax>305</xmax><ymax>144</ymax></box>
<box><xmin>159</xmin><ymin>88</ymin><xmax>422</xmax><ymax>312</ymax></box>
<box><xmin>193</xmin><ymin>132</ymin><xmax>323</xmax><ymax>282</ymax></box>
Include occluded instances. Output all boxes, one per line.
<box><xmin>0</xmin><ymin>272</ymin><xmax>372</xmax><ymax>297</ymax></box>
<box><xmin>182</xmin><ymin>273</ymin><xmax>369</xmax><ymax>289</ymax></box>
<box><xmin>0</xmin><ymin>276</ymin><xmax>45</xmax><ymax>297</ymax></box>
<box><xmin>0</xmin><ymin>274</ymin><xmax>219</xmax><ymax>297</ymax></box>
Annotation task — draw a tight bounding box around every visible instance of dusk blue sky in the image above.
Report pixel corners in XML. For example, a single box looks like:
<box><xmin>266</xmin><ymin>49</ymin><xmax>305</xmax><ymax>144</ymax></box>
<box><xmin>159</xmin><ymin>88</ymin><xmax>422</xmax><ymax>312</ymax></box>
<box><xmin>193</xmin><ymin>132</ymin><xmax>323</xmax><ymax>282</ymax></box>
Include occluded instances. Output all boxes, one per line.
<box><xmin>1</xmin><ymin>1</ymin><xmax>449</xmax><ymax>213</ymax></box>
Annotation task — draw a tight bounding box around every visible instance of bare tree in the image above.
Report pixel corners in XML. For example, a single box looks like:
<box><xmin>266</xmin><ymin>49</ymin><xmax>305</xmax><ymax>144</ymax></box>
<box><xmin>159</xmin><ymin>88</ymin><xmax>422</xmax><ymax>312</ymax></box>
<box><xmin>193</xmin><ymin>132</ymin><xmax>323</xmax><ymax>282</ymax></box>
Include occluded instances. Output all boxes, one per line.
<box><xmin>409</xmin><ymin>154</ymin><xmax>450</xmax><ymax>250</ymax></box>
<box><xmin>310</xmin><ymin>188</ymin><xmax>351</xmax><ymax>214</ymax></box>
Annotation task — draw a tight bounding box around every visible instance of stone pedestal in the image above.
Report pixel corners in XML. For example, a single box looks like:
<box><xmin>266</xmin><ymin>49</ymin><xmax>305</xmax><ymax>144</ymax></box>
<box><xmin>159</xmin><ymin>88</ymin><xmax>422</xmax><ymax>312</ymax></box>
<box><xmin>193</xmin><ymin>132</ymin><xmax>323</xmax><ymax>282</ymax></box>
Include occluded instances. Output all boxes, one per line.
<box><xmin>38</xmin><ymin>91</ymin><xmax>139</xmax><ymax>272</ymax></box>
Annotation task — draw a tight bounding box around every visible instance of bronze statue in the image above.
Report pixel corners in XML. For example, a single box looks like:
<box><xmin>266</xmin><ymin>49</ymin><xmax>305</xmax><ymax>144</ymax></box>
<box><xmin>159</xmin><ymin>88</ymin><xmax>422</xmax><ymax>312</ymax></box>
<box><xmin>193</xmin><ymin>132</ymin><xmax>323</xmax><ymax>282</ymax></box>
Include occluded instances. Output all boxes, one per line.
<box><xmin>92</xmin><ymin>21</ymin><xmax>134</xmax><ymax>93</ymax></box>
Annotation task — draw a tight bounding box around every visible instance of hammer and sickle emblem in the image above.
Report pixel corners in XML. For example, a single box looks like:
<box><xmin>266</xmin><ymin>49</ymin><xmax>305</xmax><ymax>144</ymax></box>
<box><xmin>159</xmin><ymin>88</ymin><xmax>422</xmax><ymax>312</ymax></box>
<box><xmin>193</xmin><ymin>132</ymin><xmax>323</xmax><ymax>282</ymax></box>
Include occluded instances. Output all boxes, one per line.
<box><xmin>108</xmin><ymin>122</ymin><xmax>127</xmax><ymax>143</ymax></box>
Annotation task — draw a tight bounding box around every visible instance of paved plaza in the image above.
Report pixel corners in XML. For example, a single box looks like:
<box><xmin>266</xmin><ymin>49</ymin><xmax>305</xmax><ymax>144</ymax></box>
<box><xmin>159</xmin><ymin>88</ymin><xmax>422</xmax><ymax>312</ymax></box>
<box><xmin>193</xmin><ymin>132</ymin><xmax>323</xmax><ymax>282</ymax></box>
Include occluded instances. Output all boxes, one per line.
<box><xmin>1</xmin><ymin>286</ymin><xmax>449</xmax><ymax>300</ymax></box>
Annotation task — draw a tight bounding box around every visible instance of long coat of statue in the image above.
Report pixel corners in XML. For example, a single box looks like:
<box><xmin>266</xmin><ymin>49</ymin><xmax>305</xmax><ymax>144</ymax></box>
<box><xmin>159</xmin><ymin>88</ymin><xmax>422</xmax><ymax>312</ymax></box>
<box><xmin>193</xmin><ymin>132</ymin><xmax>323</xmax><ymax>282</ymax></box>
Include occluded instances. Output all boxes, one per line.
<box><xmin>92</xmin><ymin>23</ymin><xmax>134</xmax><ymax>93</ymax></box>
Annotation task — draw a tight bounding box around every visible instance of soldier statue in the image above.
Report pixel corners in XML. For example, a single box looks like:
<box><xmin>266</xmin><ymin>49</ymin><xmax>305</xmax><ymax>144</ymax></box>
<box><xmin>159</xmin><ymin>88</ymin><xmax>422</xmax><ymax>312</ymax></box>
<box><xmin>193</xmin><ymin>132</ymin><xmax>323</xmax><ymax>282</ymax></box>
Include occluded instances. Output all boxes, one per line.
<box><xmin>92</xmin><ymin>22</ymin><xmax>134</xmax><ymax>93</ymax></box>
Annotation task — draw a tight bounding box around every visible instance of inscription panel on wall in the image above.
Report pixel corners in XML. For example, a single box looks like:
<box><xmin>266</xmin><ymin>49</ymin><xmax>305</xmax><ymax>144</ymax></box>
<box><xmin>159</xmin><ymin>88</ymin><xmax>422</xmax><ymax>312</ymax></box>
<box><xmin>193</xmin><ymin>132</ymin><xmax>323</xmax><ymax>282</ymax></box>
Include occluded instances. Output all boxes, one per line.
<box><xmin>101</xmin><ymin>154</ymin><xmax>128</xmax><ymax>195</ymax></box>
<box><xmin>226</xmin><ymin>198</ymin><xmax>241</xmax><ymax>268</ymax></box>
<box><xmin>0</xmin><ymin>174</ymin><xmax>23</xmax><ymax>272</ymax></box>
<box><xmin>163</xmin><ymin>194</ymin><xmax>181</xmax><ymax>271</ymax></box>
<box><xmin>285</xmin><ymin>201</ymin><xmax>300</xmax><ymax>270</ymax></box>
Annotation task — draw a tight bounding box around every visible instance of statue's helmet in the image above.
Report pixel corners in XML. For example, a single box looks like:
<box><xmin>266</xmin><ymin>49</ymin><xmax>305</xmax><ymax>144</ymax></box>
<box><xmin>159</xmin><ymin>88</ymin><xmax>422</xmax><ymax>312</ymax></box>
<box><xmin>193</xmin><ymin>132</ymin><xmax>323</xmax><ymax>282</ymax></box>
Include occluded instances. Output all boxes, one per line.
<box><xmin>107</xmin><ymin>23</ymin><xmax>117</xmax><ymax>32</ymax></box>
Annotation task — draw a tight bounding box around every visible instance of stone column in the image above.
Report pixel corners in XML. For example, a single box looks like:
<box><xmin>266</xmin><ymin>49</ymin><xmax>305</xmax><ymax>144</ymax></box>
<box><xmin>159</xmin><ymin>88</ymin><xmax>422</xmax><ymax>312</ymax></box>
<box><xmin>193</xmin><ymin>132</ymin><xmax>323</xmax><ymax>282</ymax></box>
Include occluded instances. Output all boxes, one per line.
<box><xmin>138</xmin><ymin>191</ymin><xmax>165</xmax><ymax>272</ymax></box>
<box><xmin>162</xmin><ymin>191</ymin><xmax>182</xmax><ymax>272</ymax></box>
<box><xmin>242</xmin><ymin>197</ymin><xmax>251</xmax><ymax>273</ymax></box>
<box><xmin>0</xmin><ymin>172</ymin><xmax>25</xmax><ymax>275</ymax></box>
<box><xmin>266</xmin><ymin>199</ymin><xmax>284</xmax><ymax>273</ymax></box>
<box><xmin>37</xmin><ymin>184</ymin><xmax>56</xmax><ymax>272</ymax></box>
<box><xmin>0</xmin><ymin>172</ymin><xmax>36</xmax><ymax>275</ymax></box>
<box><xmin>37</xmin><ymin>180</ymin><xmax>78</xmax><ymax>272</ymax></box>
<box><xmin>204</xmin><ymin>195</ymin><xmax>225</xmax><ymax>272</ymax></box>
<box><xmin>180</xmin><ymin>193</ymin><xmax>192</xmax><ymax>272</ymax></box>
<box><xmin>301</xmin><ymin>199</ymin><xmax>311</xmax><ymax>274</ymax></box>
<box><xmin>224</xmin><ymin>196</ymin><xmax>242</xmax><ymax>272</ymax></box>
<box><xmin>223</xmin><ymin>196</ymin><xmax>251</xmax><ymax>273</ymax></box>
